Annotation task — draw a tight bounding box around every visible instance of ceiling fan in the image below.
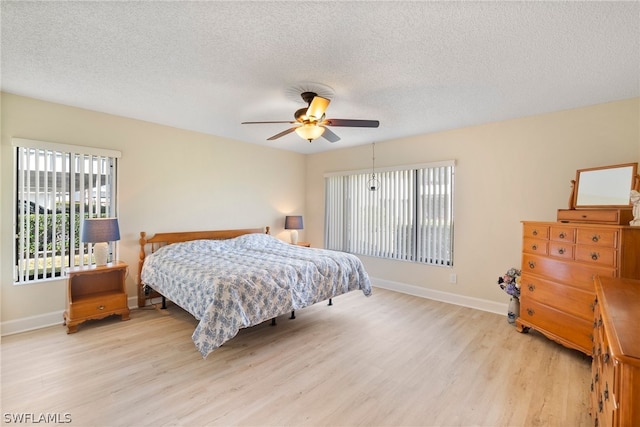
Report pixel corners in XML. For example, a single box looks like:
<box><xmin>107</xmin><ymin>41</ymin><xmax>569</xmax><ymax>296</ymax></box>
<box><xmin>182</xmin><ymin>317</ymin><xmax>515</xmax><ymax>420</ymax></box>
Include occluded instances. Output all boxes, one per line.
<box><xmin>242</xmin><ymin>91</ymin><xmax>380</xmax><ymax>143</ymax></box>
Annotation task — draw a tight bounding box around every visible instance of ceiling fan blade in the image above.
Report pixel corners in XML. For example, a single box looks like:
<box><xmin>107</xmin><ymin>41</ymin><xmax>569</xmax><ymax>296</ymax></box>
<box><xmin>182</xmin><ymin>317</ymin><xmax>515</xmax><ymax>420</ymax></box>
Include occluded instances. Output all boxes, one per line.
<box><xmin>321</xmin><ymin>127</ymin><xmax>340</xmax><ymax>143</ymax></box>
<box><xmin>267</xmin><ymin>127</ymin><xmax>297</xmax><ymax>140</ymax></box>
<box><xmin>242</xmin><ymin>121</ymin><xmax>296</xmax><ymax>124</ymax></box>
<box><xmin>306</xmin><ymin>96</ymin><xmax>330</xmax><ymax>121</ymax></box>
<box><xmin>323</xmin><ymin>119</ymin><xmax>380</xmax><ymax>128</ymax></box>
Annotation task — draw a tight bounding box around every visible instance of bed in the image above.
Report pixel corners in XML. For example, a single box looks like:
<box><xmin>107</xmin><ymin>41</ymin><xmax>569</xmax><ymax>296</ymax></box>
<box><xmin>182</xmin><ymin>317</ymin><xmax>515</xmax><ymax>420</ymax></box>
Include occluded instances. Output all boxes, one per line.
<box><xmin>137</xmin><ymin>227</ymin><xmax>372</xmax><ymax>357</ymax></box>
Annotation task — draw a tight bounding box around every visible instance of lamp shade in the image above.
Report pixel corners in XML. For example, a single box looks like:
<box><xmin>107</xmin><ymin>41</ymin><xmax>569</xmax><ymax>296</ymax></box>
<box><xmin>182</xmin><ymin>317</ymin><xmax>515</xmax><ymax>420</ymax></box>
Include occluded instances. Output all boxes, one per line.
<box><xmin>81</xmin><ymin>218</ymin><xmax>121</xmax><ymax>243</ymax></box>
<box><xmin>284</xmin><ymin>216</ymin><xmax>304</xmax><ymax>230</ymax></box>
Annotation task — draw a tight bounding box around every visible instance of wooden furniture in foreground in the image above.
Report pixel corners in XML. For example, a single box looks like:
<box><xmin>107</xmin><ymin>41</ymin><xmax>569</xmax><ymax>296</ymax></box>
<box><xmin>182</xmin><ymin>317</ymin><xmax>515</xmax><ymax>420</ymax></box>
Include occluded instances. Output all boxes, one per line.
<box><xmin>137</xmin><ymin>227</ymin><xmax>269</xmax><ymax>308</ymax></box>
<box><xmin>517</xmin><ymin>221</ymin><xmax>640</xmax><ymax>355</ymax></box>
<box><xmin>64</xmin><ymin>261</ymin><xmax>130</xmax><ymax>333</ymax></box>
<box><xmin>590</xmin><ymin>275</ymin><xmax>640</xmax><ymax>427</ymax></box>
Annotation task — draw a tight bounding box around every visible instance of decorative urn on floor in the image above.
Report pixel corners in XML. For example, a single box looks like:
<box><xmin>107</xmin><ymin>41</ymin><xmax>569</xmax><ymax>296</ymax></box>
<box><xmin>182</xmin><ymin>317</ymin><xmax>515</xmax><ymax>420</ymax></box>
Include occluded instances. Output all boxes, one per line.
<box><xmin>498</xmin><ymin>267</ymin><xmax>521</xmax><ymax>324</ymax></box>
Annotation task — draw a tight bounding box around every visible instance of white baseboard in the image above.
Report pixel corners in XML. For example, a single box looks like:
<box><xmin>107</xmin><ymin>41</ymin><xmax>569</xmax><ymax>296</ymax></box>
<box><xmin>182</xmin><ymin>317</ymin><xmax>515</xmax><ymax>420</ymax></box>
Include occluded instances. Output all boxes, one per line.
<box><xmin>1</xmin><ymin>296</ymin><xmax>140</xmax><ymax>337</ymax></box>
<box><xmin>372</xmin><ymin>277</ymin><xmax>507</xmax><ymax>316</ymax></box>
<box><xmin>2</xmin><ymin>283</ymin><xmax>507</xmax><ymax>336</ymax></box>
<box><xmin>0</xmin><ymin>310</ymin><xmax>65</xmax><ymax>336</ymax></box>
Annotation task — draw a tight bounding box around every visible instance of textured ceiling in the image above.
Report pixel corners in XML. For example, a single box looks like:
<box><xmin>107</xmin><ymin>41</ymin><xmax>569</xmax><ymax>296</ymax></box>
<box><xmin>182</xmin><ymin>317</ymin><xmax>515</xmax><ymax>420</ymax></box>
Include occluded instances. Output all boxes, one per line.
<box><xmin>1</xmin><ymin>1</ymin><xmax>639</xmax><ymax>154</ymax></box>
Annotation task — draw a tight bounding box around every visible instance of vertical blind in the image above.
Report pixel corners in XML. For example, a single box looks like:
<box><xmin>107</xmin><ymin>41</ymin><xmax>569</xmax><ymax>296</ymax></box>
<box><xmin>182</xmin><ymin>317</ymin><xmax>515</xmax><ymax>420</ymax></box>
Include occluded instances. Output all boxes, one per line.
<box><xmin>13</xmin><ymin>138</ymin><xmax>121</xmax><ymax>283</ymax></box>
<box><xmin>325</xmin><ymin>161</ymin><xmax>454</xmax><ymax>266</ymax></box>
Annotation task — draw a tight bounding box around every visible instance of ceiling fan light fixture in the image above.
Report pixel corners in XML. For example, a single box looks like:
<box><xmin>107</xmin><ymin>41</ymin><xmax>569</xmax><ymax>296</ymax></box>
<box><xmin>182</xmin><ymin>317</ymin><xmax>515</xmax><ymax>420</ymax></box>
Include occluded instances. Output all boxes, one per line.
<box><xmin>295</xmin><ymin>124</ymin><xmax>325</xmax><ymax>142</ymax></box>
<box><xmin>306</xmin><ymin>95</ymin><xmax>330</xmax><ymax>121</ymax></box>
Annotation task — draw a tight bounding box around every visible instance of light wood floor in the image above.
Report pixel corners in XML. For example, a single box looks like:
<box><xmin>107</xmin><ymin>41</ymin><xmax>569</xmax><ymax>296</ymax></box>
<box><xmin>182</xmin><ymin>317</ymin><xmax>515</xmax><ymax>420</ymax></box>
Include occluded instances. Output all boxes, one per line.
<box><xmin>1</xmin><ymin>287</ymin><xmax>591</xmax><ymax>427</ymax></box>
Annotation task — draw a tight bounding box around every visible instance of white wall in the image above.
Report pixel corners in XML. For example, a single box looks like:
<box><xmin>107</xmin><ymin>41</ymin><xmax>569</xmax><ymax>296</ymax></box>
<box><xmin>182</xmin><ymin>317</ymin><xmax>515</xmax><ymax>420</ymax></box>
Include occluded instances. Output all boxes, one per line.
<box><xmin>2</xmin><ymin>94</ymin><xmax>638</xmax><ymax>333</ymax></box>
<box><xmin>1</xmin><ymin>93</ymin><xmax>306</xmax><ymax>332</ymax></box>
<box><xmin>305</xmin><ymin>98</ymin><xmax>640</xmax><ymax>307</ymax></box>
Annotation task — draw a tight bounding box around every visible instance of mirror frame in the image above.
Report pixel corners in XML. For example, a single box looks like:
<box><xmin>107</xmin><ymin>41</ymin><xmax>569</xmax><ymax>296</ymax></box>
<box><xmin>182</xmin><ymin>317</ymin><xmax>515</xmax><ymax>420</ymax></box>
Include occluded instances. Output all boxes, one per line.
<box><xmin>570</xmin><ymin>162</ymin><xmax>639</xmax><ymax>209</ymax></box>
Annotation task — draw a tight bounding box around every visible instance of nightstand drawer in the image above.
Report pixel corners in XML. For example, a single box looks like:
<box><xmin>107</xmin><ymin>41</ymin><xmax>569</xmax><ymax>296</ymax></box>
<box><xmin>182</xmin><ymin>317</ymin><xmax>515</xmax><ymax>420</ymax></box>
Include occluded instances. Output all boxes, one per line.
<box><xmin>64</xmin><ymin>261</ymin><xmax>130</xmax><ymax>333</ymax></box>
<box><xmin>68</xmin><ymin>292</ymin><xmax>127</xmax><ymax>319</ymax></box>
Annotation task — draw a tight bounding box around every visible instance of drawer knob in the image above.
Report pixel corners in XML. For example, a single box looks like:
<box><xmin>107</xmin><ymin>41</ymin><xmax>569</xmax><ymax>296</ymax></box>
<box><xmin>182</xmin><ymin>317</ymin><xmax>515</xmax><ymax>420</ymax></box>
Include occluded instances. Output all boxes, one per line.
<box><xmin>558</xmin><ymin>248</ymin><xmax>565</xmax><ymax>255</ymax></box>
<box><xmin>592</xmin><ymin>235</ymin><xmax>599</xmax><ymax>242</ymax></box>
<box><xmin>527</xmin><ymin>261</ymin><xmax>535</xmax><ymax>269</ymax></box>
<box><xmin>97</xmin><ymin>305</ymin><xmax>105</xmax><ymax>310</ymax></box>
<box><xmin>603</xmin><ymin>352</ymin><xmax>610</xmax><ymax>364</ymax></box>
<box><xmin>526</xmin><ymin>308</ymin><xmax>535</xmax><ymax>316</ymax></box>
<box><xmin>527</xmin><ymin>284</ymin><xmax>535</xmax><ymax>292</ymax></box>
<box><xmin>591</xmin><ymin>252</ymin><xmax>599</xmax><ymax>261</ymax></box>
<box><xmin>531</xmin><ymin>244</ymin><xmax>537</xmax><ymax>250</ymax></box>
<box><xmin>558</xmin><ymin>232</ymin><xmax>566</xmax><ymax>239</ymax></box>
<box><xmin>532</xmin><ymin>229</ymin><xmax>538</xmax><ymax>236</ymax></box>
<box><xmin>604</xmin><ymin>383</ymin><xmax>609</xmax><ymax>400</ymax></box>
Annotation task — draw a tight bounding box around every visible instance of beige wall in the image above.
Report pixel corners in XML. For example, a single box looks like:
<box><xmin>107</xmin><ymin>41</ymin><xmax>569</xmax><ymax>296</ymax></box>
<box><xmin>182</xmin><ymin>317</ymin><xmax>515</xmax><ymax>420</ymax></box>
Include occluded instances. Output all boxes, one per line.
<box><xmin>305</xmin><ymin>98</ymin><xmax>640</xmax><ymax>305</ymax></box>
<box><xmin>1</xmin><ymin>93</ymin><xmax>638</xmax><ymax>332</ymax></box>
<box><xmin>1</xmin><ymin>93</ymin><xmax>306</xmax><ymax>331</ymax></box>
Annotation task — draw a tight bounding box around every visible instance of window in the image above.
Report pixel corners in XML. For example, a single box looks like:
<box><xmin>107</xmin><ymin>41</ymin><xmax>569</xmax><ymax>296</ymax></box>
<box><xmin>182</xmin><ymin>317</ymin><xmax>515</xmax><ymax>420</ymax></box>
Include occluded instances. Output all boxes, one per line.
<box><xmin>13</xmin><ymin>138</ymin><xmax>121</xmax><ymax>283</ymax></box>
<box><xmin>325</xmin><ymin>160</ymin><xmax>454</xmax><ymax>266</ymax></box>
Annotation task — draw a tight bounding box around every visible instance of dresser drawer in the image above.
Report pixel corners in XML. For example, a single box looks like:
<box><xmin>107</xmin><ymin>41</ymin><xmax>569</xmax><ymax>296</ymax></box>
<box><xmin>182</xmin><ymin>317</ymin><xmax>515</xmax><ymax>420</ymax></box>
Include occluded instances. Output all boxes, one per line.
<box><xmin>523</xmin><ymin>238</ymin><xmax>548</xmax><ymax>255</ymax></box>
<box><xmin>594</xmin><ymin>340</ymin><xmax>618</xmax><ymax>425</ymax></box>
<box><xmin>68</xmin><ymin>293</ymin><xmax>127</xmax><ymax>319</ymax></box>
<box><xmin>550</xmin><ymin>225</ymin><xmax>576</xmax><ymax>243</ymax></box>
<box><xmin>557</xmin><ymin>209</ymin><xmax>629</xmax><ymax>224</ymax></box>
<box><xmin>523</xmin><ymin>224</ymin><xmax>549</xmax><ymax>240</ymax></box>
<box><xmin>575</xmin><ymin>245</ymin><xmax>617</xmax><ymax>268</ymax></box>
<box><xmin>548</xmin><ymin>242</ymin><xmax>574</xmax><ymax>260</ymax></box>
<box><xmin>520</xmin><ymin>274</ymin><xmax>595</xmax><ymax>321</ymax></box>
<box><xmin>522</xmin><ymin>254</ymin><xmax>616</xmax><ymax>290</ymax></box>
<box><xmin>519</xmin><ymin>298</ymin><xmax>593</xmax><ymax>353</ymax></box>
<box><xmin>577</xmin><ymin>228</ymin><xmax>618</xmax><ymax>248</ymax></box>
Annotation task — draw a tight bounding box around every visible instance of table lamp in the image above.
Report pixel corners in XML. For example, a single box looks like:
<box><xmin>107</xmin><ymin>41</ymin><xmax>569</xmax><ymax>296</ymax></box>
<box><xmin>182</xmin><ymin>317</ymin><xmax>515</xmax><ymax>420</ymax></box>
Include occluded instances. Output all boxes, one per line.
<box><xmin>284</xmin><ymin>215</ymin><xmax>303</xmax><ymax>244</ymax></box>
<box><xmin>81</xmin><ymin>218</ymin><xmax>120</xmax><ymax>266</ymax></box>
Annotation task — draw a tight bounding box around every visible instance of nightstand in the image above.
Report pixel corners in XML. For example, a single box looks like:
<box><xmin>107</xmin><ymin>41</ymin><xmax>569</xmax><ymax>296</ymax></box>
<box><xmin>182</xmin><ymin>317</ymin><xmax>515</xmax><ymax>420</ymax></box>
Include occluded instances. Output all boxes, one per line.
<box><xmin>295</xmin><ymin>242</ymin><xmax>311</xmax><ymax>247</ymax></box>
<box><xmin>63</xmin><ymin>261</ymin><xmax>130</xmax><ymax>333</ymax></box>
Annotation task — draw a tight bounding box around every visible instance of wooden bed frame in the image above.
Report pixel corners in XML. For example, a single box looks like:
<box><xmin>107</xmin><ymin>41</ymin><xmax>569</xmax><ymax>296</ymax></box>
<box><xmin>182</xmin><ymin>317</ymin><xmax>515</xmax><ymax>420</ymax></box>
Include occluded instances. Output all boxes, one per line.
<box><xmin>137</xmin><ymin>227</ymin><xmax>270</xmax><ymax>308</ymax></box>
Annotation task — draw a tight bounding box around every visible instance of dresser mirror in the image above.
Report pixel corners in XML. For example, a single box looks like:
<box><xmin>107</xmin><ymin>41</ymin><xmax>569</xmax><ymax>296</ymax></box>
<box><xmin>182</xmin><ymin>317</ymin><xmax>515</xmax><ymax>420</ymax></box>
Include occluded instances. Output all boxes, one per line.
<box><xmin>572</xmin><ymin>163</ymin><xmax>638</xmax><ymax>209</ymax></box>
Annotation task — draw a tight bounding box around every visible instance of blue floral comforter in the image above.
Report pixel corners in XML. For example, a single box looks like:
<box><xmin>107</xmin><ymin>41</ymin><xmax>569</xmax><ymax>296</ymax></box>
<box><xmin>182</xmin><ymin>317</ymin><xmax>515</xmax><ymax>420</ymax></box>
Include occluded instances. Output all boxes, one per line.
<box><xmin>141</xmin><ymin>233</ymin><xmax>372</xmax><ymax>357</ymax></box>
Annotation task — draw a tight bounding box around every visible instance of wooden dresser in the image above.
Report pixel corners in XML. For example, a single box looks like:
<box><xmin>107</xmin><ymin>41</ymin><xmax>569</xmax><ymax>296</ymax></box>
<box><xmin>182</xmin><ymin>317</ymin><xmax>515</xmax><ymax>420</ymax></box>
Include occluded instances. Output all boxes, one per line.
<box><xmin>517</xmin><ymin>221</ymin><xmax>640</xmax><ymax>355</ymax></box>
<box><xmin>590</xmin><ymin>276</ymin><xmax>640</xmax><ymax>427</ymax></box>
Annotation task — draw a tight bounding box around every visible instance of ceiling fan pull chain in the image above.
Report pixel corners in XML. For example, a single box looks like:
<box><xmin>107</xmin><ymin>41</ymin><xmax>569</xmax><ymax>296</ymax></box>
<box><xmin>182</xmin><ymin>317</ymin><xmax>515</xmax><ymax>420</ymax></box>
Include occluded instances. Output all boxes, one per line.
<box><xmin>367</xmin><ymin>142</ymin><xmax>381</xmax><ymax>191</ymax></box>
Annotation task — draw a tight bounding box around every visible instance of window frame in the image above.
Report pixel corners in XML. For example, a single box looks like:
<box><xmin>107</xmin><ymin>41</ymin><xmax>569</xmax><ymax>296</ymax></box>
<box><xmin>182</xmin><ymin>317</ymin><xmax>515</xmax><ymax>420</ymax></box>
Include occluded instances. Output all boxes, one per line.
<box><xmin>324</xmin><ymin>160</ymin><xmax>455</xmax><ymax>266</ymax></box>
<box><xmin>12</xmin><ymin>138</ymin><xmax>121</xmax><ymax>284</ymax></box>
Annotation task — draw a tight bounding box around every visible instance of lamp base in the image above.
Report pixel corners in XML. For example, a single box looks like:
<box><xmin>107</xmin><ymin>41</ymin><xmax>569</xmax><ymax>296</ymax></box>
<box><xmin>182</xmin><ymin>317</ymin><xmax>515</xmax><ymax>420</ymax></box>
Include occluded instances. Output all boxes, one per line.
<box><xmin>93</xmin><ymin>242</ymin><xmax>109</xmax><ymax>266</ymax></box>
<box><xmin>290</xmin><ymin>230</ymin><xmax>299</xmax><ymax>245</ymax></box>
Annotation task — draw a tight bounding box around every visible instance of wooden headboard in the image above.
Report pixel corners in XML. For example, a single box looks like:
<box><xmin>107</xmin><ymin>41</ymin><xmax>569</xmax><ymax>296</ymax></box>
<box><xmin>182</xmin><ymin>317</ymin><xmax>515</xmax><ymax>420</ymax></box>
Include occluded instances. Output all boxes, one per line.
<box><xmin>137</xmin><ymin>226</ymin><xmax>270</xmax><ymax>307</ymax></box>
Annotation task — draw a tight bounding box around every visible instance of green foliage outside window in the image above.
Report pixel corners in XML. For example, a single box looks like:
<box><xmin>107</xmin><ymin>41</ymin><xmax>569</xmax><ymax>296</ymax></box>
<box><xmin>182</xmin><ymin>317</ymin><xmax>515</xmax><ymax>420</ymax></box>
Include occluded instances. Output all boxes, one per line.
<box><xmin>16</xmin><ymin>213</ymin><xmax>79</xmax><ymax>257</ymax></box>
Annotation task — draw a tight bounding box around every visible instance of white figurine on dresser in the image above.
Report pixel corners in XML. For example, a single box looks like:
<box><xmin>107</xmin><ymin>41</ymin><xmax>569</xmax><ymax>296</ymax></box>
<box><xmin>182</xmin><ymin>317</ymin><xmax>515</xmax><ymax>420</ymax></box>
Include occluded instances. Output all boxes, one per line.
<box><xmin>631</xmin><ymin>190</ymin><xmax>640</xmax><ymax>226</ymax></box>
